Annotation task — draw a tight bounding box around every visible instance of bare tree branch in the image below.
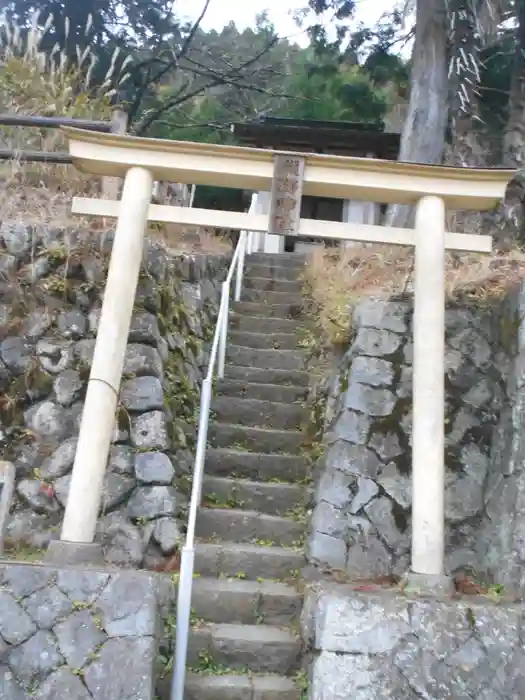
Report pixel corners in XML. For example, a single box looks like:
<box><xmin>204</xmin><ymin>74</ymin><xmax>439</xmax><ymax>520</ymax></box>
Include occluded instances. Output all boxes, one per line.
<box><xmin>134</xmin><ymin>31</ymin><xmax>288</xmax><ymax>134</ymax></box>
<box><xmin>175</xmin><ymin>0</ymin><xmax>212</xmax><ymax>62</ymax></box>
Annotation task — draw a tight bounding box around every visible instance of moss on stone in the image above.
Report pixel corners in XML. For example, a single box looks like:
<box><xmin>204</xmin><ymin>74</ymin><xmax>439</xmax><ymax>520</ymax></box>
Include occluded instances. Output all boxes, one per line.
<box><xmin>151</xmin><ymin>271</ymin><xmax>207</xmax><ymax>446</ymax></box>
<box><xmin>164</xmin><ymin>360</ymin><xmax>197</xmax><ymax>423</ymax></box>
<box><xmin>498</xmin><ymin>308</ymin><xmax>520</xmax><ymax>355</ymax></box>
<box><xmin>0</xmin><ymin>360</ymin><xmax>53</xmax><ymax>428</ymax></box>
<box><xmin>116</xmin><ymin>404</ymin><xmax>132</xmax><ymax>434</ymax></box>
<box><xmin>391</xmin><ymin>499</ymin><xmax>409</xmax><ymax>533</ymax></box>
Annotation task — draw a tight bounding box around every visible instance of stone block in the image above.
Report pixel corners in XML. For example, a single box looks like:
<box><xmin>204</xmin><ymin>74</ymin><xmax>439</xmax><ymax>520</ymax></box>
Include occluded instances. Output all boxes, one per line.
<box><xmin>307</xmin><ymin>532</ymin><xmax>346</xmax><ymax>570</ymax></box>
<box><xmin>307</xmin><ymin>588</ymin><xmax>525</xmax><ymax>700</ymax></box>
<box><xmin>83</xmin><ymin>637</ymin><xmax>156</xmax><ymax>700</ymax></box>
<box><xmin>344</xmin><ymin>383</ymin><xmax>397</xmax><ymax>417</ymax></box>
<box><xmin>368</xmin><ymin>431</ymin><xmax>403</xmax><ymax>462</ymax></box>
<box><xmin>53</xmin><ymin>370</ymin><xmax>84</xmax><ymax>406</ymax></box>
<box><xmin>131</xmin><ymin>411</ymin><xmax>170</xmax><ymax>450</ymax></box>
<box><xmin>120</xmin><ymin>376</ymin><xmax>164</xmax><ymax>412</ymax></box>
<box><xmin>126</xmin><ymin>485</ymin><xmax>178</xmax><ymax>520</ymax></box>
<box><xmin>330</xmin><ymin>411</ymin><xmax>371</xmax><ymax>445</ymax></box>
<box><xmin>315</xmin><ymin>468</ymin><xmax>356</xmax><ymax>509</ymax></box>
<box><xmin>352</xmin><ymin>328</ymin><xmax>402</xmax><ymax>357</ymax></box>
<box><xmin>123</xmin><ymin>344</ymin><xmax>163</xmax><ymax>379</ymax></box>
<box><xmin>57</xmin><ymin>310</ymin><xmax>87</xmax><ymax>339</ymax></box>
<box><xmin>0</xmin><ymin>563</ymin><xmax>161</xmax><ymax>699</ymax></box>
<box><xmin>349</xmin><ymin>356</ymin><xmax>395</xmax><ymax>387</ymax></box>
<box><xmin>353</xmin><ymin>299</ymin><xmax>409</xmax><ymax>334</ymax></box>
<box><xmin>24</xmin><ymin>401</ymin><xmax>68</xmax><ymax>440</ymax></box>
<box><xmin>135</xmin><ymin>452</ymin><xmax>175</xmax><ymax>485</ymax></box>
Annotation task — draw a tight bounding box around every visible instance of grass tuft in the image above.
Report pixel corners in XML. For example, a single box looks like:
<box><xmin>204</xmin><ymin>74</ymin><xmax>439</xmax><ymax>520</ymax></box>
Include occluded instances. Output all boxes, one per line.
<box><xmin>302</xmin><ymin>243</ymin><xmax>525</xmax><ymax>349</ymax></box>
<box><xmin>0</xmin><ymin>12</ymin><xmax>232</xmax><ymax>255</ymax></box>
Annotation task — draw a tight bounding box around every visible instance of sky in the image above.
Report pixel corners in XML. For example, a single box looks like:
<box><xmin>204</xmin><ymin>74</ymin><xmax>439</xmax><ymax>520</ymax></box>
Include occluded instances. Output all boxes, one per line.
<box><xmin>177</xmin><ymin>0</ymin><xmax>397</xmax><ymax>47</ymax></box>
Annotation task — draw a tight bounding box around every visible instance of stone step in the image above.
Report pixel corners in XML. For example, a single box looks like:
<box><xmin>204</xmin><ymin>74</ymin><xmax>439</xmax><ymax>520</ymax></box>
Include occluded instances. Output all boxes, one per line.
<box><xmin>202</xmin><ymin>476</ymin><xmax>306</xmax><ymax>515</ymax></box>
<box><xmin>205</xmin><ymin>448</ymin><xmax>309</xmax><ymax>482</ymax></box>
<box><xmin>211</xmin><ymin>396</ymin><xmax>304</xmax><ymax>431</ymax></box>
<box><xmin>188</xmin><ymin>623</ymin><xmax>302</xmax><ymax>675</ymax></box>
<box><xmin>227</xmin><ymin>346</ymin><xmax>305</xmax><ymax>372</ymax></box>
<box><xmin>191</xmin><ymin>577</ymin><xmax>301</xmax><ymax>625</ymax></box>
<box><xmin>185</xmin><ymin>673</ymin><xmax>301</xmax><ymax>700</ymax></box>
<box><xmin>242</xmin><ymin>288</ymin><xmax>304</xmax><ymax>306</ymax></box>
<box><xmin>244</xmin><ymin>276</ymin><xmax>302</xmax><ymax>294</ymax></box>
<box><xmin>233</xmin><ymin>301</ymin><xmax>303</xmax><ymax>320</ymax></box>
<box><xmin>231</xmin><ymin>314</ymin><xmax>308</xmax><ymax>336</ymax></box>
<box><xmin>246</xmin><ymin>262</ymin><xmax>304</xmax><ymax>282</ymax></box>
<box><xmin>194</xmin><ymin>541</ymin><xmax>305</xmax><ymax>580</ymax></box>
<box><xmin>229</xmin><ymin>330</ymin><xmax>299</xmax><ymax>351</ymax></box>
<box><xmin>248</xmin><ymin>252</ymin><xmax>306</xmax><ymax>269</ymax></box>
<box><xmin>208</xmin><ymin>424</ymin><xmax>304</xmax><ymax>454</ymax></box>
<box><xmin>216</xmin><ymin>379</ymin><xmax>308</xmax><ymax>404</ymax></box>
<box><xmin>195</xmin><ymin>507</ymin><xmax>304</xmax><ymax>547</ymax></box>
<box><xmin>223</xmin><ymin>364</ymin><xmax>310</xmax><ymax>388</ymax></box>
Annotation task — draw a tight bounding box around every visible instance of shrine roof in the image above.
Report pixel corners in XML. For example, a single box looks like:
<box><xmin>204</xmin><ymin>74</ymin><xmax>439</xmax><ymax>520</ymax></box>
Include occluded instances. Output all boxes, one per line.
<box><xmin>231</xmin><ymin>116</ymin><xmax>400</xmax><ymax>160</ymax></box>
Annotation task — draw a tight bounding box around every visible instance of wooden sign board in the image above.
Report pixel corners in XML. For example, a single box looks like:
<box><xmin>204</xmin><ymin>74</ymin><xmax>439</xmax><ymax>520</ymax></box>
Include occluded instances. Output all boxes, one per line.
<box><xmin>268</xmin><ymin>154</ymin><xmax>305</xmax><ymax>236</ymax></box>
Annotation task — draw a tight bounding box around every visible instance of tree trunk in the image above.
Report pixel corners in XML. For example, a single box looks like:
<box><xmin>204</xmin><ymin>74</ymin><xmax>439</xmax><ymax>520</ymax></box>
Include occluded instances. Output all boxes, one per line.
<box><xmin>445</xmin><ymin>1</ymin><xmax>486</xmax><ymax>235</ymax></box>
<box><xmin>447</xmin><ymin>0</ymin><xmax>483</xmax><ymax>166</ymax></box>
<box><xmin>491</xmin><ymin>0</ymin><xmax>525</xmax><ymax>248</ymax></box>
<box><xmin>503</xmin><ymin>0</ymin><xmax>525</xmax><ymax>168</ymax></box>
<box><xmin>386</xmin><ymin>0</ymin><xmax>449</xmax><ymax>227</ymax></box>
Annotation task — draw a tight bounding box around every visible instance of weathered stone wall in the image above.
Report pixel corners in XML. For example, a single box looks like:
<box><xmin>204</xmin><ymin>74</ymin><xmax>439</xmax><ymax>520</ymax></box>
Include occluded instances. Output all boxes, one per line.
<box><xmin>307</xmin><ymin>294</ymin><xmax>516</xmax><ymax>581</ymax></box>
<box><xmin>302</xmin><ymin>584</ymin><xmax>525</xmax><ymax>700</ymax></box>
<box><xmin>0</xmin><ymin>223</ymin><xmax>227</xmax><ymax>568</ymax></box>
<box><xmin>478</xmin><ymin>284</ymin><xmax>525</xmax><ymax>595</ymax></box>
<box><xmin>0</xmin><ymin>560</ymin><xmax>172</xmax><ymax>699</ymax></box>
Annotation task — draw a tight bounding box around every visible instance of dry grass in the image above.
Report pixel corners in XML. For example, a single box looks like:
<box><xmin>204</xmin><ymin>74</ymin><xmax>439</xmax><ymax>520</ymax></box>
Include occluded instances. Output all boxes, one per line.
<box><xmin>0</xmin><ymin>12</ymin><xmax>118</xmax><ymax>235</ymax></box>
<box><xmin>0</xmin><ymin>163</ymin><xmax>233</xmax><ymax>256</ymax></box>
<box><xmin>0</xmin><ymin>13</ymin><xmax>231</xmax><ymax>256</ymax></box>
<box><xmin>147</xmin><ymin>223</ymin><xmax>233</xmax><ymax>254</ymax></box>
<box><xmin>0</xmin><ymin>12</ymin><xmax>121</xmax><ymax>147</ymax></box>
<box><xmin>303</xmin><ymin>243</ymin><xmax>525</xmax><ymax>347</ymax></box>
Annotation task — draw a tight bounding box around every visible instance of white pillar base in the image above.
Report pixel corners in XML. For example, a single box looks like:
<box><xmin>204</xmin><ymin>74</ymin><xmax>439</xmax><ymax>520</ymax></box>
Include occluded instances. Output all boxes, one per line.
<box><xmin>402</xmin><ymin>571</ymin><xmax>454</xmax><ymax>597</ymax></box>
<box><xmin>342</xmin><ymin>199</ymin><xmax>380</xmax><ymax>248</ymax></box>
<box><xmin>45</xmin><ymin>540</ymin><xmax>104</xmax><ymax>566</ymax></box>
<box><xmin>257</xmin><ymin>191</ymin><xmax>285</xmax><ymax>254</ymax></box>
<box><xmin>264</xmin><ymin>233</ymin><xmax>285</xmax><ymax>254</ymax></box>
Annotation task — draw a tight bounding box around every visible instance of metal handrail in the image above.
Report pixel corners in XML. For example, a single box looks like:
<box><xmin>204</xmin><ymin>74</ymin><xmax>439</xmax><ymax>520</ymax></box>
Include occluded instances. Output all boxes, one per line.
<box><xmin>0</xmin><ymin>461</ymin><xmax>15</xmax><ymax>556</ymax></box>
<box><xmin>170</xmin><ymin>193</ymin><xmax>259</xmax><ymax>700</ymax></box>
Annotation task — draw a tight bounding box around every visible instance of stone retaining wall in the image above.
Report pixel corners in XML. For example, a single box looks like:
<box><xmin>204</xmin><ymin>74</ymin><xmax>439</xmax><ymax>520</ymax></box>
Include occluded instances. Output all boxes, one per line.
<box><xmin>0</xmin><ymin>561</ymin><xmax>172</xmax><ymax>699</ymax></box>
<box><xmin>0</xmin><ymin>223</ymin><xmax>227</xmax><ymax>568</ymax></box>
<box><xmin>479</xmin><ymin>284</ymin><xmax>525</xmax><ymax>595</ymax></box>
<box><xmin>302</xmin><ymin>584</ymin><xmax>525</xmax><ymax>700</ymax></box>
<box><xmin>307</xmin><ymin>289</ymin><xmax>525</xmax><ymax>585</ymax></box>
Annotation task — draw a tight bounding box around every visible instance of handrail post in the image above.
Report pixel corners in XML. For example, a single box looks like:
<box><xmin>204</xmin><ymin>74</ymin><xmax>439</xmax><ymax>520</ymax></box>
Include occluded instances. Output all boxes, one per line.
<box><xmin>171</xmin><ymin>378</ymin><xmax>212</xmax><ymax>700</ymax></box>
<box><xmin>235</xmin><ymin>231</ymin><xmax>246</xmax><ymax>302</ymax></box>
<box><xmin>218</xmin><ymin>282</ymin><xmax>229</xmax><ymax>378</ymax></box>
<box><xmin>250</xmin><ymin>192</ymin><xmax>259</xmax><ymax>253</ymax></box>
<box><xmin>189</xmin><ymin>184</ymin><xmax>196</xmax><ymax>208</ymax></box>
<box><xmin>0</xmin><ymin>461</ymin><xmax>15</xmax><ymax>556</ymax></box>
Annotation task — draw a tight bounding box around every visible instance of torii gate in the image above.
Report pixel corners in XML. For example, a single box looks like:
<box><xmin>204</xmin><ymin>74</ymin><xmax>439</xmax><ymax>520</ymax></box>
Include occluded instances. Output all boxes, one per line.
<box><xmin>45</xmin><ymin>126</ymin><xmax>514</xmax><ymax>595</ymax></box>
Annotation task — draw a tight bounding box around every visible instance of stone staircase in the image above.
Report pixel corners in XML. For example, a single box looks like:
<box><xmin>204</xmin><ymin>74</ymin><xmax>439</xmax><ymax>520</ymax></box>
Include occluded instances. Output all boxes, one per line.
<box><xmin>185</xmin><ymin>252</ymin><xmax>310</xmax><ymax>700</ymax></box>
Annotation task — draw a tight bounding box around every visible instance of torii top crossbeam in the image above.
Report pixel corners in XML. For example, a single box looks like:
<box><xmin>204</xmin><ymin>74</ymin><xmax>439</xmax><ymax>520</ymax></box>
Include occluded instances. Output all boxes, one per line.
<box><xmin>62</xmin><ymin>126</ymin><xmax>513</xmax><ymax>210</ymax></box>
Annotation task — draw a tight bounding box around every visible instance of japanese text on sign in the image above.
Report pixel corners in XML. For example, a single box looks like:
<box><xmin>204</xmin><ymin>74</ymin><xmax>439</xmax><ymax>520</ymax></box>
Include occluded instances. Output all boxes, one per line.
<box><xmin>268</xmin><ymin>154</ymin><xmax>305</xmax><ymax>236</ymax></box>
